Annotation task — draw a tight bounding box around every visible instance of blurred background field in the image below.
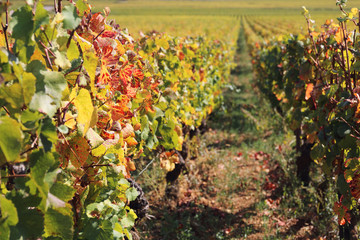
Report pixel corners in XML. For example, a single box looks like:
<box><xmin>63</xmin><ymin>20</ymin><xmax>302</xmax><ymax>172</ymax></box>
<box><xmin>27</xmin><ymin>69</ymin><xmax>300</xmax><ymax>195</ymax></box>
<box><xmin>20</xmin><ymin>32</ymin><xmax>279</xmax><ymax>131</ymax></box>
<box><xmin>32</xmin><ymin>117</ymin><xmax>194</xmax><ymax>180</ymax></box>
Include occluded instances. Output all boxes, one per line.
<box><xmin>7</xmin><ymin>0</ymin><xmax>360</xmax><ymax>41</ymax></box>
<box><xmin>93</xmin><ymin>0</ymin><xmax>360</xmax><ymax>38</ymax></box>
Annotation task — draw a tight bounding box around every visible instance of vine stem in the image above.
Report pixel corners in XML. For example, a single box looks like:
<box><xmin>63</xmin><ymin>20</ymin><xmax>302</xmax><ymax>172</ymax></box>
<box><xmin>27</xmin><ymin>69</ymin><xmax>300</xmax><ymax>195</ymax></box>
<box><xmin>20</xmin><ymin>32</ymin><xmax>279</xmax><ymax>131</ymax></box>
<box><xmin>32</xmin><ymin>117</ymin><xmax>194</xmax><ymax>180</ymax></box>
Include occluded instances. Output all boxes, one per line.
<box><xmin>135</xmin><ymin>153</ymin><xmax>160</xmax><ymax>180</ymax></box>
<box><xmin>339</xmin><ymin>117</ymin><xmax>360</xmax><ymax>137</ymax></box>
<box><xmin>82</xmin><ymin>164</ymin><xmax>110</xmax><ymax>169</ymax></box>
<box><xmin>2</xmin><ymin>106</ymin><xmax>10</xmax><ymax>115</ymax></box>
<box><xmin>1</xmin><ymin>0</ymin><xmax>10</xmax><ymax>52</ymax></box>
<box><xmin>54</xmin><ymin>0</ymin><xmax>58</xmax><ymax>13</ymax></box>
<box><xmin>57</xmin><ymin>0</ymin><xmax>62</xmax><ymax>13</ymax></box>
<box><xmin>1</xmin><ymin>174</ymin><xmax>29</xmax><ymax>178</ymax></box>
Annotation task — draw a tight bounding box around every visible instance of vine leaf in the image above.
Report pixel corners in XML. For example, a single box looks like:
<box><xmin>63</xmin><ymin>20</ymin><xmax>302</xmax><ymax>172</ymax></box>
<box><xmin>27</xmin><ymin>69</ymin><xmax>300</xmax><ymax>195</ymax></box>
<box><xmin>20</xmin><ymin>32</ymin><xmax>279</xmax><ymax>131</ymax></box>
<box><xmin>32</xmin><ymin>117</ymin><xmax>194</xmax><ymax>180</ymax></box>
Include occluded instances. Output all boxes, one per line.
<box><xmin>305</xmin><ymin>83</ymin><xmax>314</xmax><ymax>100</ymax></box>
<box><xmin>28</xmin><ymin>61</ymin><xmax>67</xmax><ymax>116</ymax></box>
<box><xmin>74</xmin><ymin>88</ymin><xmax>97</xmax><ymax>135</ymax></box>
<box><xmin>0</xmin><ymin>116</ymin><xmax>23</xmax><ymax>163</ymax></box>
<box><xmin>125</xmin><ymin>187</ymin><xmax>139</xmax><ymax>202</ymax></box>
<box><xmin>20</xmin><ymin>72</ymin><xmax>36</xmax><ymax>105</ymax></box>
<box><xmin>44</xmin><ymin>206</ymin><xmax>74</xmax><ymax>240</ymax></box>
<box><xmin>54</xmin><ymin>50</ymin><xmax>71</xmax><ymax>69</ymax></box>
<box><xmin>34</xmin><ymin>3</ymin><xmax>49</xmax><ymax>31</ymax></box>
<box><xmin>50</xmin><ymin>182</ymin><xmax>76</xmax><ymax>202</ymax></box>
<box><xmin>9</xmin><ymin>5</ymin><xmax>34</xmax><ymax>43</ymax></box>
<box><xmin>0</xmin><ymin>195</ymin><xmax>19</xmax><ymax>239</ymax></box>
<box><xmin>27</xmin><ymin>150</ymin><xmax>55</xmax><ymax>210</ymax></box>
<box><xmin>62</xmin><ymin>4</ymin><xmax>81</xmax><ymax>30</ymax></box>
<box><xmin>83</xmin><ymin>51</ymin><xmax>98</xmax><ymax>93</ymax></box>
<box><xmin>29</xmin><ymin>93</ymin><xmax>58</xmax><ymax>117</ymax></box>
<box><xmin>8</xmin><ymin>192</ymin><xmax>44</xmax><ymax>239</ymax></box>
<box><xmin>0</xmin><ymin>83</ymin><xmax>24</xmax><ymax>109</ymax></box>
<box><xmin>59</xmin><ymin>135</ymin><xmax>90</xmax><ymax>168</ymax></box>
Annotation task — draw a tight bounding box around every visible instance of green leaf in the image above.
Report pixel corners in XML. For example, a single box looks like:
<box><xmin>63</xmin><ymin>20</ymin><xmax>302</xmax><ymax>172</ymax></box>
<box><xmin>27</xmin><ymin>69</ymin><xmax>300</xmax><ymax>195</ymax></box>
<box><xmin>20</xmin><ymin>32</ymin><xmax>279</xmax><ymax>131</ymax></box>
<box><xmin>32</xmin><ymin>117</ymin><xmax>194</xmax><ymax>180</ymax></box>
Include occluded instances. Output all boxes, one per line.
<box><xmin>28</xmin><ymin>61</ymin><xmax>67</xmax><ymax>117</ymax></box>
<box><xmin>120</xmin><ymin>209</ymin><xmax>137</xmax><ymax>228</ymax></box>
<box><xmin>83</xmin><ymin>219</ymin><xmax>113</xmax><ymax>240</ymax></box>
<box><xmin>62</xmin><ymin>4</ymin><xmax>81</xmax><ymax>30</ymax></box>
<box><xmin>40</xmin><ymin>117</ymin><xmax>58</xmax><ymax>152</ymax></box>
<box><xmin>21</xmin><ymin>110</ymin><xmax>42</xmax><ymax>129</ymax></box>
<box><xmin>0</xmin><ymin>116</ymin><xmax>23</xmax><ymax>162</ymax></box>
<box><xmin>0</xmin><ymin>223</ymin><xmax>10</xmax><ymax>240</ymax></box>
<box><xmin>44</xmin><ymin>207</ymin><xmax>74</xmax><ymax>240</ymax></box>
<box><xmin>125</xmin><ymin>187</ymin><xmax>139</xmax><ymax>202</ymax></box>
<box><xmin>13</xmin><ymin>38</ymin><xmax>36</xmax><ymax>63</ymax></box>
<box><xmin>29</xmin><ymin>61</ymin><xmax>67</xmax><ymax>101</ymax></box>
<box><xmin>41</xmin><ymin>70</ymin><xmax>67</xmax><ymax>100</ymax></box>
<box><xmin>337</xmin><ymin>123</ymin><xmax>351</xmax><ymax>138</ymax></box>
<box><xmin>0</xmin><ymin>83</ymin><xmax>24</xmax><ymax>109</ymax></box>
<box><xmin>337</xmin><ymin>174</ymin><xmax>351</xmax><ymax>199</ymax></box>
<box><xmin>20</xmin><ymin>72</ymin><xmax>36</xmax><ymax>105</ymax></box>
<box><xmin>34</xmin><ymin>3</ymin><xmax>49</xmax><ymax>31</ymax></box>
<box><xmin>58</xmin><ymin>125</ymin><xmax>69</xmax><ymax>134</ymax></box>
<box><xmin>310</xmin><ymin>143</ymin><xmax>326</xmax><ymax>161</ymax></box>
<box><xmin>9</xmin><ymin>191</ymin><xmax>44</xmax><ymax>239</ymax></box>
<box><xmin>9</xmin><ymin>5</ymin><xmax>34</xmax><ymax>43</ymax></box>
<box><xmin>0</xmin><ymin>195</ymin><xmax>18</xmax><ymax>240</ymax></box>
<box><xmin>27</xmin><ymin>150</ymin><xmax>55</xmax><ymax>210</ymax></box>
<box><xmin>29</xmin><ymin>93</ymin><xmax>58</xmax><ymax>117</ymax></box>
<box><xmin>0</xmin><ymin>195</ymin><xmax>18</xmax><ymax>226</ymax></box>
<box><xmin>29</xmin><ymin>150</ymin><xmax>55</xmax><ymax>184</ymax></box>
<box><xmin>50</xmin><ymin>182</ymin><xmax>76</xmax><ymax>202</ymax></box>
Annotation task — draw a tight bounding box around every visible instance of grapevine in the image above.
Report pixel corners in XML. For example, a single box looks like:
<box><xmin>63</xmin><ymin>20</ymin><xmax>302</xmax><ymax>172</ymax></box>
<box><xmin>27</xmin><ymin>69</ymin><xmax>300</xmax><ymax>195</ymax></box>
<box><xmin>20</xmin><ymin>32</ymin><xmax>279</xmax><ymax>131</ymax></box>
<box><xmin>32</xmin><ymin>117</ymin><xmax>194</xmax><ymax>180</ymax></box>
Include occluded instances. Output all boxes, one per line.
<box><xmin>0</xmin><ymin>1</ymin><xmax>234</xmax><ymax>239</ymax></box>
<box><xmin>251</xmin><ymin>1</ymin><xmax>360</xmax><ymax>236</ymax></box>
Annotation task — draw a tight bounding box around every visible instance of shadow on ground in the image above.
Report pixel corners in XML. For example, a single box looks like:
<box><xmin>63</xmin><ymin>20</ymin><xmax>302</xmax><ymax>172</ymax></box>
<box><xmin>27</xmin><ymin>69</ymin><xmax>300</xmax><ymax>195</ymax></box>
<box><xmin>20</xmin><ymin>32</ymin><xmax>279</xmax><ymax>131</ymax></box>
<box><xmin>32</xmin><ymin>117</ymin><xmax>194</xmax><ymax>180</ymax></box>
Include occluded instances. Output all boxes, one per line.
<box><xmin>140</xmin><ymin>202</ymin><xmax>260</xmax><ymax>240</ymax></box>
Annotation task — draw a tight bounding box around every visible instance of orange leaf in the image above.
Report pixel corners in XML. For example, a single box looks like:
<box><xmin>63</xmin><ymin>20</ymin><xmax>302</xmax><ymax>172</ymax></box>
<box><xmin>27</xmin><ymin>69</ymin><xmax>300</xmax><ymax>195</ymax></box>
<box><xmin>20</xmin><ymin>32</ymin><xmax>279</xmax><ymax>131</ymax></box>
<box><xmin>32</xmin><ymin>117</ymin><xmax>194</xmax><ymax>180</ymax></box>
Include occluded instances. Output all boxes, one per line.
<box><xmin>125</xmin><ymin>158</ymin><xmax>136</xmax><ymax>171</ymax></box>
<box><xmin>98</xmin><ymin>59</ymin><xmax>111</xmax><ymax>85</ymax></box>
<box><xmin>89</xmin><ymin>12</ymin><xmax>105</xmax><ymax>34</ymax></box>
<box><xmin>335</xmin><ymin>28</ymin><xmax>343</xmax><ymax>44</ymax></box>
<box><xmin>57</xmin><ymin>136</ymin><xmax>90</xmax><ymax>168</ymax></box>
<box><xmin>125</xmin><ymin>137</ymin><xmax>138</xmax><ymax>147</ymax></box>
<box><xmin>340</xmin><ymin>218</ymin><xmax>346</xmax><ymax>226</ymax></box>
<box><xmin>305</xmin><ymin>83</ymin><xmax>314</xmax><ymax>100</ymax></box>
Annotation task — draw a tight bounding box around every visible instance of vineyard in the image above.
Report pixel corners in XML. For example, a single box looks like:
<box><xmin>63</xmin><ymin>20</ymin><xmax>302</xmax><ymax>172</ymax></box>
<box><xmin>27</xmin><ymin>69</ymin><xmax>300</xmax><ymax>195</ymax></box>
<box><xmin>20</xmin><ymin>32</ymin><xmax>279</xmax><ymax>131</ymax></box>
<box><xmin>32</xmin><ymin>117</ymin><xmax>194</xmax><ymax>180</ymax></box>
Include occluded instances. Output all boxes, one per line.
<box><xmin>2</xmin><ymin>0</ymin><xmax>360</xmax><ymax>239</ymax></box>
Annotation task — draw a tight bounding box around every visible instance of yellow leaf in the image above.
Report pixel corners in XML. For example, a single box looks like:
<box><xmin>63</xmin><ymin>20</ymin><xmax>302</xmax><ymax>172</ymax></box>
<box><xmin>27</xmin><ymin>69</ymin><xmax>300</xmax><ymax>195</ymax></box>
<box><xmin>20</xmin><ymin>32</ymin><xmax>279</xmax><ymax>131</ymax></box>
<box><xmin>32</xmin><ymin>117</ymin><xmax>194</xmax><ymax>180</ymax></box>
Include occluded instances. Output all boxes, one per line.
<box><xmin>0</xmin><ymin>35</ymin><xmax>5</xmax><ymax>48</ymax></box>
<box><xmin>83</xmin><ymin>51</ymin><xmax>98</xmax><ymax>94</ymax></box>
<box><xmin>74</xmin><ymin>89</ymin><xmax>97</xmax><ymax>135</ymax></box>
<box><xmin>351</xmin><ymin>8</ymin><xmax>358</xmax><ymax>17</ymax></box>
<box><xmin>64</xmin><ymin>112</ymin><xmax>76</xmax><ymax>129</ymax></box>
<box><xmin>69</xmin><ymin>85</ymin><xmax>79</xmax><ymax>101</ymax></box>
<box><xmin>67</xmin><ymin>39</ymin><xmax>80</xmax><ymax>61</ymax></box>
<box><xmin>160</xmin><ymin>151</ymin><xmax>179</xmax><ymax>172</ymax></box>
<box><xmin>91</xmin><ymin>144</ymin><xmax>107</xmax><ymax>157</ymax></box>
<box><xmin>75</xmin><ymin>33</ymin><xmax>92</xmax><ymax>52</ymax></box>
<box><xmin>116</xmin><ymin>40</ymin><xmax>125</xmax><ymax>56</ymax></box>
<box><xmin>155</xmin><ymin>38</ymin><xmax>169</xmax><ymax>50</ymax></box>
<box><xmin>75</xmin><ymin>33</ymin><xmax>98</xmax><ymax>94</ymax></box>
